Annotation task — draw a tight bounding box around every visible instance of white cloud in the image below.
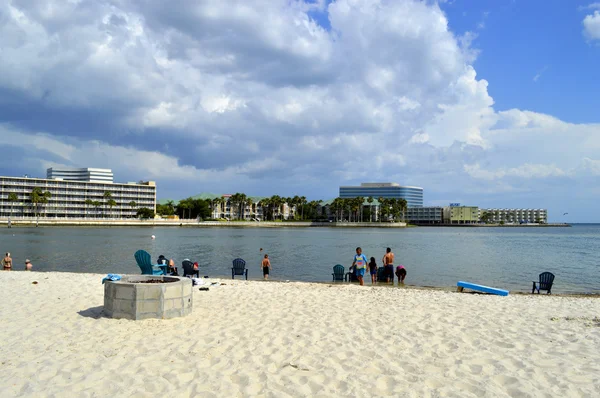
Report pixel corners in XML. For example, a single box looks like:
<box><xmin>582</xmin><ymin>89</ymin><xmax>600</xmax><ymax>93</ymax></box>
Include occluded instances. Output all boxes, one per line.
<box><xmin>464</xmin><ymin>163</ymin><xmax>569</xmax><ymax>181</ymax></box>
<box><xmin>583</xmin><ymin>11</ymin><xmax>600</xmax><ymax>41</ymax></box>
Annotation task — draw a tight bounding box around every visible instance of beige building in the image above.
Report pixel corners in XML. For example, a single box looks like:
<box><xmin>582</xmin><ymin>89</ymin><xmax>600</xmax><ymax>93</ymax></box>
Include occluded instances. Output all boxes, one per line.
<box><xmin>443</xmin><ymin>206</ymin><xmax>479</xmax><ymax>224</ymax></box>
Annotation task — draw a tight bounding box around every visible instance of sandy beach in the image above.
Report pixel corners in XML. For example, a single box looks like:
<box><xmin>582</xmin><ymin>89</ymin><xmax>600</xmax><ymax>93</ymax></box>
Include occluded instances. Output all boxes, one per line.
<box><xmin>1</xmin><ymin>272</ymin><xmax>598</xmax><ymax>397</ymax></box>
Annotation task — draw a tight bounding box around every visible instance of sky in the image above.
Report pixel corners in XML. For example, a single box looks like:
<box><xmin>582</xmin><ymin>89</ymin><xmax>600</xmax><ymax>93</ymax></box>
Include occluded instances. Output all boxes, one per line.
<box><xmin>0</xmin><ymin>0</ymin><xmax>599</xmax><ymax>222</ymax></box>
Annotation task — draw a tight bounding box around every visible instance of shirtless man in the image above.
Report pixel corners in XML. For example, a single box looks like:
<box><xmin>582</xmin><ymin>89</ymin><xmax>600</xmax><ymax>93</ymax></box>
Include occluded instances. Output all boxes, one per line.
<box><xmin>382</xmin><ymin>247</ymin><xmax>394</xmax><ymax>283</ymax></box>
<box><xmin>3</xmin><ymin>252</ymin><xmax>13</xmax><ymax>271</ymax></box>
<box><xmin>261</xmin><ymin>254</ymin><xmax>271</xmax><ymax>280</ymax></box>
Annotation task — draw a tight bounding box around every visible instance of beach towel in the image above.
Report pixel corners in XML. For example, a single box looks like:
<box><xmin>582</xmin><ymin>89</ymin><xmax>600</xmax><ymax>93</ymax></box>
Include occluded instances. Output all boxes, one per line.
<box><xmin>102</xmin><ymin>274</ymin><xmax>122</xmax><ymax>284</ymax></box>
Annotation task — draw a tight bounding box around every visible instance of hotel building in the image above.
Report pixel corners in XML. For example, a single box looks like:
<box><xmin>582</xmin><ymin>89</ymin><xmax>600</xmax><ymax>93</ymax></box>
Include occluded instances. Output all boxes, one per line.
<box><xmin>443</xmin><ymin>206</ymin><xmax>480</xmax><ymax>224</ymax></box>
<box><xmin>406</xmin><ymin>207</ymin><xmax>444</xmax><ymax>224</ymax></box>
<box><xmin>480</xmin><ymin>208</ymin><xmax>547</xmax><ymax>224</ymax></box>
<box><xmin>339</xmin><ymin>183</ymin><xmax>424</xmax><ymax>208</ymax></box>
<box><xmin>0</xmin><ymin>170</ymin><xmax>156</xmax><ymax>219</ymax></box>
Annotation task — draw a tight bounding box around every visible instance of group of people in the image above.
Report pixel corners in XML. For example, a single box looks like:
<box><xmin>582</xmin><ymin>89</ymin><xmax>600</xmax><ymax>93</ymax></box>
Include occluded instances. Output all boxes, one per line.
<box><xmin>2</xmin><ymin>252</ymin><xmax>33</xmax><ymax>271</ymax></box>
<box><xmin>351</xmin><ymin>247</ymin><xmax>407</xmax><ymax>286</ymax></box>
<box><xmin>157</xmin><ymin>254</ymin><xmax>200</xmax><ymax>276</ymax></box>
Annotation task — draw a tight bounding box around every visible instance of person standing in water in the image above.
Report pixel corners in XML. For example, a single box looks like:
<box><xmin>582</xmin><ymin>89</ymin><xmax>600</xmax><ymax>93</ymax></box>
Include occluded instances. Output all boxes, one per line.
<box><xmin>382</xmin><ymin>247</ymin><xmax>394</xmax><ymax>283</ymax></box>
<box><xmin>25</xmin><ymin>259</ymin><xmax>33</xmax><ymax>271</ymax></box>
<box><xmin>2</xmin><ymin>252</ymin><xmax>12</xmax><ymax>271</ymax></box>
<box><xmin>352</xmin><ymin>247</ymin><xmax>368</xmax><ymax>286</ymax></box>
<box><xmin>261</xmin><ymin>254</ymin><xmax>271</xmax><ymax>280</ymax></box>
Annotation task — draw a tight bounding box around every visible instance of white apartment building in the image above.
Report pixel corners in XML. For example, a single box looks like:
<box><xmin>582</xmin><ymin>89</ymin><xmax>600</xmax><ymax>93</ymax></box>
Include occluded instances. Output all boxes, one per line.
<box><xmin>0</xmin><ymin>175</ymin><xmax>156</xmax><ymax>218</ymax></box>
<box><xmin>480</xmin><ymin>208</ymin><xmax>547</xmax><ymax>224</ymax></box>
<box><xmin>47</xmin><ymin>167</ymin><xmax>114</xmax><ymax>183</ymax></box>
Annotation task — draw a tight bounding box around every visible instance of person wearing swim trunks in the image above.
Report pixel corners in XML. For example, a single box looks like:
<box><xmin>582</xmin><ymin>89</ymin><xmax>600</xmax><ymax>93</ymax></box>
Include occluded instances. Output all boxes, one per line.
<box><xmin>352</xmin><ymin>247</ymin><xmax>368</xmax><ymax>286</ymax></box>
<box><xmin>262</xmin><ymin>254</ymin><xmax>271</xmax><ymax>280</ymax></box>
<box><xmin>395</xmin><ymin>265</ymin><xmax>407</xmax><ymax>283</ymax></box>
<box><xmin>368</xmin><ymin>257</ymin><xmax>378</xmax><ymax>284</ymax></box>
<box><xmin>382</xmin><ymin>247</ymin><xmax>394</xmax><ymax>283</ymax></box>
<box><xmin>3</xmin><ymin>252</ymin><xmax>13</xmax><ymax>271</ymax></box>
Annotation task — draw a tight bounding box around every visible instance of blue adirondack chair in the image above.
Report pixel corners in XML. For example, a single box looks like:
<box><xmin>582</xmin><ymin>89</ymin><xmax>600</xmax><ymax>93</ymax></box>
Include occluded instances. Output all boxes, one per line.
<box><xmin>134</xmin><ymin>250</ymin><xmax>165</xmax><ymax>275</ymax></box>
<box><xmin>232</xmin><ymin>258</ymin><xmax>248</xmax><ymax>280</ymax></box>
<box><xmin>532</xmin><ymin>272</ymin><xmax>555</xmax><ymax>294</ymax></box>
<box><xmin>332</xmin><ymin>264</ymin><xmax>346</xmax><ymax>281</ymax></box>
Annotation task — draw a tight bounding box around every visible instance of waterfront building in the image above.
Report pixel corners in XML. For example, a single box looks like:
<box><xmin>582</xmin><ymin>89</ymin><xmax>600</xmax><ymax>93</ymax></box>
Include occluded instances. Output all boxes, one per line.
<box><xmin>406</xmin><ymin>206</ymin><xmax>443</xmax><ymax>224</ymax></box>
<box><xmin>443</xmin><ymin>205</ymin><xmax>479</xmax><ymax>224</ymax></box>
<box><xmin>339</xmin><ymin>183</ymin><xmax>423</xmax><ymax>208</ymax></box>
<box><xmin>47</xmin><ymin>167</ymin><xmax>114</xmax><ymax>183</ymax></box>
<box><xmin>480</xmin><ymin>208</ymin><xmax>547</xmax><ymax>224</ymax></box>
<box><xmin>0</xmin><ymin>175</ymin><xmax>156</xmax><ymax>218</ymax></box>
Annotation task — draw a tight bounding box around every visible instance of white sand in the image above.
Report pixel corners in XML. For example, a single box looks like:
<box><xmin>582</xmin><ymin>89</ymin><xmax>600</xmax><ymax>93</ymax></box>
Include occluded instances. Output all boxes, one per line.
<box><xmin>0</xmin><ymin>272</ymin><xmax>599</xmax><ymax>397</ymax></box>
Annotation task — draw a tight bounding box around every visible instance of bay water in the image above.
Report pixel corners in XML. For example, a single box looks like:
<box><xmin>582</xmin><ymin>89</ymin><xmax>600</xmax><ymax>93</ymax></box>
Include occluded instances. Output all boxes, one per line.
<box><xmin>1</xmin><ymin>225</ymin><xmax>599</xmax><ymax>293</ymax></box>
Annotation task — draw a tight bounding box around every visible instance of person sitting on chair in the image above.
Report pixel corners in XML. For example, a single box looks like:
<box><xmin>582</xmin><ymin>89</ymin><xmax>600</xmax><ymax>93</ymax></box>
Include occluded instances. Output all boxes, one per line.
<box><xmin>168</xmin><ymin>258</ymin><xmax>179</xmax><ymax>276</ymax></box>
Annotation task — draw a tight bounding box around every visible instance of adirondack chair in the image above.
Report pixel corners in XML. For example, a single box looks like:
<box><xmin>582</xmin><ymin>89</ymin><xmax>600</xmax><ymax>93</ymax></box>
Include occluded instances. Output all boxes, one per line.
<box><xmin>182</xmin><ymin>260</ymin><xmax>199</xmax><ymax>278</ymax></box>
<box><xmin>134</xmin><ymin>250</ymin><xmax>165</xmax><ymax>275</ymax></box>
<box><xmin>232</xmin><ymin>258</ymin><xmax>248</xmax><ymax>280</ymax></box>
<box><xmin>332</xmin><ymin>264</ymin><xmax>346</xmax><ymax>281</ymax></box>
<box><xmin>532</xmin><ymin>272</ymin><xmax>555</xmax><ymax>294</ymax></box>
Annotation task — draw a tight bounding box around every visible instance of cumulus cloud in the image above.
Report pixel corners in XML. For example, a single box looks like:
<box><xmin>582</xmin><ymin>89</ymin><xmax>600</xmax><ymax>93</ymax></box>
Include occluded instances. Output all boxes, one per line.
<box><xmin>0</xmin><ymin>0</ymin><xmax>599</xmax><ymax>220</ymax></box>
<box><xmin>583</xmin><ymin>11</ymin><xmax>600</xmax><ymax>41</ymax></box>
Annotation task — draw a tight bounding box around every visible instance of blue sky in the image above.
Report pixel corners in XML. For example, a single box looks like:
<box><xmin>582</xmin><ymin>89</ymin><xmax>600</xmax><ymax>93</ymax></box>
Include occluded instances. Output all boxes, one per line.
<box><xmin>0</xmin><ymin>0</ymin><xmax>599</xmax><ymax>222</ymax></box>
<box><xmin>442</xmin><ymin>0</ymin><xmax>600</xmax><ymax>123</ymax></box>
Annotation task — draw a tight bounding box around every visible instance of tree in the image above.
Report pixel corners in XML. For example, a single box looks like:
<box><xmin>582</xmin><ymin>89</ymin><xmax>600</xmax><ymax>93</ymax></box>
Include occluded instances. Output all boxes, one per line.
<box><xmin>7</xmin><ymin>192</ymin><xmax>18</xmax><ymax>219</ymax></box>
<box><xmin>92</xmin><ymin>201</ymin><xmax>101</xmax><ymax>218</ymax></box>
<box><xmin>85</xmin><ymin>199</ymin><xmax>94</xmax><ymax>218</ymax></box>
<box><xmin>128</xmin><ymin>201</ymin><xmax>137</xmax><ymax>218</ymax></box>
<box><xmin>246</xmin><ymin>197</ymin><xmax>254</xmax><ymax>220</ymax></box>
<box><xmin>30</xmin><ymin>187</ymin><xmax>51</xmax><ymax>217</ymax></box>
<box><xmin>137</xmin><ymin>207</ymin><xmax>155</xmax><ymax>219</ymax></box>
<box><xmin>103</xmin><ymin>191</ymin><xmax>112</xmax><ymax>218</ymax></box>
<box><xmin>107</xmin><ymin>199</ymin><xmax>117</xmax><ymax>218</ymax></box>
<box><xmin>366</xmin><ymin>196</ymin><xmax>374</xmax><ymax>222</ymax></box>
<box><xmin>299</xmin><ymin>196</ymin><xmax>307</xmax><ymax>220</ymax></box>
<box><xmin>480</xmin><ymin>211</ymin><xmax>491</xmax><ymax>224</ymax></box>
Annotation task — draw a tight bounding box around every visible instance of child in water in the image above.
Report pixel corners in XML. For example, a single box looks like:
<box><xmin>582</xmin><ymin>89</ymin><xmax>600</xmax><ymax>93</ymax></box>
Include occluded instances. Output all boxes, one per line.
<box><xmin>369</xmin><ymin>257</ymin><xmax>378</xmax><ymax>284</ymax></box>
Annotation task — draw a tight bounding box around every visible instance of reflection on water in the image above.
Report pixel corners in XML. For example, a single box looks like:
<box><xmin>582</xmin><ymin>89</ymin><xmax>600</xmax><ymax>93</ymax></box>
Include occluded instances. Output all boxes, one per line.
<box><xmin>1</xmin><ymin>225</ymin><xmax>599</xmax><ymax>293</ymax></box>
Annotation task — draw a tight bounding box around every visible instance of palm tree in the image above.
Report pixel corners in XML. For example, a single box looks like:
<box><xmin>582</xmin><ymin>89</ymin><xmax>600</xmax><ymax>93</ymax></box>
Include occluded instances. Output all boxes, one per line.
<box><xmin>398</xmin><ymin>198</ymin><xmax>407</xmax><ymax>222</ymax></box>
<box><xmin>103</xmin><ymin>191</ymin><xmax>112</xmax><ymax>219</ymax></box>
<box><xmin>245</xmin><ymin>197</ymin><xmax>254</xmax><ymax>220</ymax></box>
<box><xmin>85</xmin><ymin>199</ymin><xmax>94</xmax><ymax>218</ymax></box>
<box><xmin>299</xmin><ymin>196</ymin><xmax>307</xmax><ymax>221</ymax></box>
<box><xmin>92</xmin><ymin>201</ymin><xmax>101</xmax><ymax>218</ymax></box>
<box><xmin>128</xmin><ymin>201</ymin><xmax>137</xmax><ymax>219</ymax></box>
<box><xmin>7</xmin><ymin>192</ymin><xmax>18</xmax><ymax>220</ymax></box>
<box><xmin>107</xmin><ymin>199</ymin><xmax>117</xmax><ymax>218</ymax></box>
<box><xmin>366</xmin><ymin>196</ymin><xmax>374</xmax><ymax>222</ymax></box>
<box><xmin>30</xmin><ymin>187</ymin><xmax>51</xmax><ymax>218</ymax></box>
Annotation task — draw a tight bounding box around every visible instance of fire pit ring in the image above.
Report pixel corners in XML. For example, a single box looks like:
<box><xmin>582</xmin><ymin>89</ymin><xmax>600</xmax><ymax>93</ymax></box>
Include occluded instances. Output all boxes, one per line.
<box><xmin>103</xmin><ymin>275</ymin><xmax>193</xmax><ymax>320</ymax></box>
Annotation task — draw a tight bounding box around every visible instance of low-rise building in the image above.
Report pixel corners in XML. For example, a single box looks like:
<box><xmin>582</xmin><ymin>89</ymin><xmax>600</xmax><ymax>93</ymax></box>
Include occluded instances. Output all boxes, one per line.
<box><xmin>0</xmin><ymin>173</ymin><xmax>156</xmax><ymax>219</ymax></box>
<box><xmin>406</xmin><ymin>206</ymin><xmax>443</xmax><ymax>224</ymax></box>
<box><xmin>443</xmin><ymin>206</ymin><xmax>479</xmax><ymax>224</ymax></box>
<box><xmin>480</xmin><ymin>208</ymin><xmax>547</xmax><ymax>224</ymax></box>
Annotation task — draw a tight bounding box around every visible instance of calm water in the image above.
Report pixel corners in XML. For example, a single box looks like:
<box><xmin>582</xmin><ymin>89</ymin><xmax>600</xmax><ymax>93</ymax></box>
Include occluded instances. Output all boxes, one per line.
<box><xmin>1</xmin><ymin>225</ymin><xmax>599</xmax><ymax>293</ymax></box>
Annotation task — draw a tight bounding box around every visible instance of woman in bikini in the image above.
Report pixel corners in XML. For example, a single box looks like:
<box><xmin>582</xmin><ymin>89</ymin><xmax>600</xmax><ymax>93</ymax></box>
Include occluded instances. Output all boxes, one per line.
<box><xmin>3</xmin><ymin>252</ymin><xmax>13</xmax><ymax>271</ymax></box>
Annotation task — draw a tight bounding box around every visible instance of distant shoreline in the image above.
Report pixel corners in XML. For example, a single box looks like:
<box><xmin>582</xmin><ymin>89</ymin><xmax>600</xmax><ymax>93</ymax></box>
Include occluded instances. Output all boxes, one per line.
<box><xmin>0</xmin><ymin>219</ymin><xmax>571</xmax><ymax>228</ymax></box>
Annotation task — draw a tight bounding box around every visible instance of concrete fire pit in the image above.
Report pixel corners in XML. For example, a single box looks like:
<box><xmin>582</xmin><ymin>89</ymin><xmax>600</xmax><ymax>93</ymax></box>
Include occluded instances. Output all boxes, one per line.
<box><xmin>103</xmin><ymin>275</ymin><xmax>193</xmax><ymax>320</ymax></box>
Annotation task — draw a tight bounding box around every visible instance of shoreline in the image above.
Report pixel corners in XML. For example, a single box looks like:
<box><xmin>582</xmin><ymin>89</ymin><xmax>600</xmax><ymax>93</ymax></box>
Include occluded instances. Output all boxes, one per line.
<box><xmin>6</xmin><ymin>269</ymin><xmax>598</xmax><ymax>296</ymax></box>
<box><xmin>1</xmin><ymin>271</ymin><xmax>599</xmax><ymax>397</ymax></box>
<box><xmin>0</xmin><ymin>219</ymin><xmax>571</xmax><ymax>228</ymax></box>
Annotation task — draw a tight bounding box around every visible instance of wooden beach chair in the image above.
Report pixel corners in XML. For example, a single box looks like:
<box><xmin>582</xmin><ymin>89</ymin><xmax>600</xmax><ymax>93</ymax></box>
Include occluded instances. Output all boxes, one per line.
<box><xmin>232</xmin><ymin>258</ymin><xmax>248</xmax><ymax>280</ymax></box>
<box><xmin>332</xmin><ymin>264</ymin><xmax>346</xmax><ymax>282</ymax></box>
<box><xmin>182</xmin><ymin>260</ymin><xmax>199</xmax><ymax>278</ymax></box>
<box><xmin>532</xmin><ymin>272</ymin><xmax>555</xmax><ymax>294</ymax></box>
<box><xmin>134</xmin><ymin>250</ymin><xmax>165</xmax><ymax>275</ymax></box>
<box><xmin>456</xmin><ymin>281</ymin><xmax>509</xmax><ymax>296</ymax></box>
